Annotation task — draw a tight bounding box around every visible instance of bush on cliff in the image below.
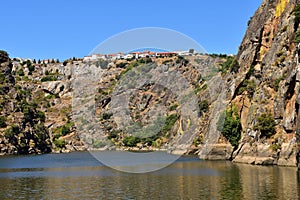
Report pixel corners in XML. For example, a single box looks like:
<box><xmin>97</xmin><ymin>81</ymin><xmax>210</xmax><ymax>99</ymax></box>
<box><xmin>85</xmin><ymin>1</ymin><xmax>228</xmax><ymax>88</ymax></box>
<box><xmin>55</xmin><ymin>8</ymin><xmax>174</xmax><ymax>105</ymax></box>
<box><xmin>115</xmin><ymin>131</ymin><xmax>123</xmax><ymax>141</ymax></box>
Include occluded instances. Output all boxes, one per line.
<box><xmin>0</xmin><ymin>50</ymin><xmax>9</xmax><ymax>63</ymax></box>
<box><xmin>0</xmin><ymin>116</ymin><xmax>7</xmax><ymax>128</ymax></box>
<box><xmin>123</xmin><ymin>136</ymin><xmax>140</xmax><ymax>147</ymax></box>
<box><xmin>219</xmin><ymin>56</ymin><xmax>240</xmax><ymax>74</ymax></box>
<box><xmin>217</xmin><ymin>106</ymin><xmax>241</xmax><ymax>149</ymax></box>
<box><xmin>254</xmin><ymin>112</ymin><xmax>276</xmax><ymax>138</ymax></box>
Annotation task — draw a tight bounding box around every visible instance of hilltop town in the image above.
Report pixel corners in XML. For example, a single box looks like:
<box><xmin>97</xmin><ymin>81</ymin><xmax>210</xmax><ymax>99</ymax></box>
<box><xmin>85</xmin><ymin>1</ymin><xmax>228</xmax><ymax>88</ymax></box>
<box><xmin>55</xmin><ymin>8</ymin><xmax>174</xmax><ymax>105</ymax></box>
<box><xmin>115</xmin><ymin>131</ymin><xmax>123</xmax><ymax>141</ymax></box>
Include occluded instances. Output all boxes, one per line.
<box><xmin>83</xmin><ymin>49</ymin><xmax>197</xmax><ymax>61</ymax></box>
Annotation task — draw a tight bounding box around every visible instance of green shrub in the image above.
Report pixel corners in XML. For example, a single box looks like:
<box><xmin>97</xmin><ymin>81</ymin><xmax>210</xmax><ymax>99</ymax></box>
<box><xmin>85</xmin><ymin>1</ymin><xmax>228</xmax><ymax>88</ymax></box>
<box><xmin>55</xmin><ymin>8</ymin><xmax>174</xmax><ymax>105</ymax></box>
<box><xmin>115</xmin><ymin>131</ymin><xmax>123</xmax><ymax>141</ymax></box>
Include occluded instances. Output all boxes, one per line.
<box><xmin>162</xmin><ymin>59</ymin><xmax>172</xmax><ymax>64</ymax></box>
<box><xmin>123</xmin><ymin>136</ymin><xmax>140</xmax><ymax>147</ymax></box>
<box><xmin>108</xmin><ymin>130</ymin><xmax>121</xmax><ymax>139</ymax></box>
<box><xmin>54</xmin><ymin>138</ymin><xmax>65</xmax><ymax>148</ymax></box>
<box><xmin>0</xmin><ymin>116</ymin><xmax>6</xmax><ymax>128</ymax></box>
<box><xmin>245</xmin><ymin>80</ymin><xmax>256</xmax><ymax>97</ymax></box>
<box><xmin>0</xmin><ymin>50</ymin><xmax>9</xmax><ymax>62</ymax></box>
<box><xmin>193</xmin><ymin>135</ymin><xmax>203</xmax><ymax>147</ymax></box>
<box><xmin>27</xmin><ymin>64</ymin><xmax>35</xmax><ymax>72</ymax></box>
<box><xmin>238</xmin><ymin>79</ymin><xmax>256</xmax><ymax>98</ymax></box>
<box><xmin>294</xmin><ymin>29</ymin><xmax>300</xmax><ymax>44</ymax></box>
<box><xmin>176</xmin><ymin>56</ymin><xmax>189</xmax><ymax>65</ymax></box>
<box><xmin>41</xmin><ymin>76</ymin><xmax>57</xmax><ymax>82</ymax></box>
<box><xmin>199</xmin><ymin>100</ymin><xmax>209</xmax><ymax>113</ymax></box>
<box><xmin>161</xmin><ymin>114</ymin><xmax>178</xmax><ymax>134</ymax></box>
<box><xmin>254</xmin><ymin>112</ymin><xmax>276</xmax><ymax>137</ymax></box>
<box><xmin>63</xmin><ymin>60</ymin><xmax>68</xmax><ymax>66</ymax></box>
<box><xmin>23</xmin><ymin>105</ymin><xmax>35</xmax><ymax>123</ymax></box>
<box><xmin>98</xmin><ymin>88</ymin><xmax>108</xmax><ymax>95</ymax></box>
<box><xmin>17</xmin><ymin>69</ymin><xmax>25</xmax><ymax>76</ymax></box>
<box><xmin>36</xmin><ymin>111</ymin><xmax>46</xmax><ymax>122</ymax></box>
<box><xmin>169</xmin><ymin>104</ymin><xmax>178</xmax><ymax>111</ymax></box>
<box><xmin>219</xmin><ymin>56</ymin><xmax>240</xmax><ymax>74</ymax></box>
<box><xmin>46</xmin><ymin>93</ymin><xmax>59</xmax><ymax>99</ymax></box>
<box><xmin>61</xmin><ymin>125</ymin><xmax>70</xmax><ymax>136</ymax></box>
<box><xmin>4</xmin><ymin>125</ymin><xmax>19</xmax><ymax>139</ymax></box>
<box><xmin>270</xmin><ymin>143</ymin><xmax>281</xmax><ymax>152</ymax></box>
<box><xmin>273</xmin><ymin>76</ymin><xmax>285</xmax><ymax>92</ymax></box>
<box><xmin>116</xmin><ymin>62</ymin><xmax>138</xmax><ymax>80</ymax></box>
<box><xmin>53</xmin><ymin>121</ymin><xmax>74</xmax><ymax>138</ymax></box>
<box><xmin>116</xmin><ymin>62</ymin><xmax>127</xmax><ymax>68</ymax></box>
<box><xmin>102</xmin><ymin>112</ymin><xmax>113</xmax><ymax>120</ymax></box>
<box><xmin>217</xmin><ymin>106</ymin><xmax>241</xmax><ymax>149</ymax></box>
<box><xmin>22</xmin><ymin>76</ymin><xmax>30</xmax><ymax>81</ymax></box>
<box><xmin>0</xmin><ymin>73</ymin><xmax>5</xmax><ymax>84</ymax></box>
<box><xmin>294</xmin><ymin>4</ymin><xmax>300</xmax><ymax>27</ymax></box>
<box><xmin>194</xmin><ymin>84</ymin><xmax>201</xmax><ymax>94</ymax></box>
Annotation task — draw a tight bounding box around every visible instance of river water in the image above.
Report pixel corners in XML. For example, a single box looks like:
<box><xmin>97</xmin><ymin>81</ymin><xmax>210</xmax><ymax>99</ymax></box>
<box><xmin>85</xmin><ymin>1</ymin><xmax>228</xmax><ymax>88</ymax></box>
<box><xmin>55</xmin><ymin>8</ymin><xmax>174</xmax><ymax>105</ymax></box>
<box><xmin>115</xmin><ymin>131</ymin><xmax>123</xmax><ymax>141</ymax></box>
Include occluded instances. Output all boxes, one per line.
<box><xmin>0</xmin><ymin>151</ymin><xmax>299</xmax><ymax>200</ymax></box>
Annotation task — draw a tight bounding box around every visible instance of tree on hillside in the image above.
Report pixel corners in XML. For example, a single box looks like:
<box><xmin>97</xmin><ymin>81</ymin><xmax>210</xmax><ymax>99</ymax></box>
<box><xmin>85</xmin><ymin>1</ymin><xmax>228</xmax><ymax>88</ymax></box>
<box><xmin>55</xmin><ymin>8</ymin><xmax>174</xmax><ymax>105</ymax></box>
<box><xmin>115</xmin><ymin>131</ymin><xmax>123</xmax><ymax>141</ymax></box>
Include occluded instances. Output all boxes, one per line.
<box><xmin>217</xmin><ymin>106</ymin><xmax>242</xmax><ymax>149</ymax></box>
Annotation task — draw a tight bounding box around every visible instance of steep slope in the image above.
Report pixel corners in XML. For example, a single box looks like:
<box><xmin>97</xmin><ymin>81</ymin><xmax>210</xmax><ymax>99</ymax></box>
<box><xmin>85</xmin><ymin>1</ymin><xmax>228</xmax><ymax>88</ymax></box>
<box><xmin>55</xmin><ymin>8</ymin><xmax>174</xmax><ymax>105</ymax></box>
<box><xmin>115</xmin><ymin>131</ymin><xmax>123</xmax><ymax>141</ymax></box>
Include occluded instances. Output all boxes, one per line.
<box><xmin>0</xmin><ymin>52</ymin><xmax>227</xmax><ymax>155</ymax></box>
<box><xmin>0</xmin><ymin>51</ymin><xmax>52</xmax><ymax>154</ymax></box>
<box><xmin>227</xmin><ymin>0</ymin><xmax>300</xmax><ymax>166</ymax></box>
<box><xmin>0</xmin><ymin>54</ymin><xmax>85</xmax><ymax>155</ymax></box>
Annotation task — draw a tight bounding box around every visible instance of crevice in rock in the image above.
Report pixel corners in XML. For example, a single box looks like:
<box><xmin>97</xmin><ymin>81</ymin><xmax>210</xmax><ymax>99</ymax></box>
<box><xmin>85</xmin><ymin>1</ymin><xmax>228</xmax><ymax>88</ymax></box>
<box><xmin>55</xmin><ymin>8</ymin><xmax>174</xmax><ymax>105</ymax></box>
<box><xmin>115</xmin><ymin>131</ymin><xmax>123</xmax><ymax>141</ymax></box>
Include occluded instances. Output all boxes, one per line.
<box><xmin>232</xmin><ymin>27</ymin><xmax>264</xmax><ymax>100</ymax></box>
<box><xmin>285</xmin><ymin>74</ymin><xmax>296</xmax><ymax>100</ymax></box>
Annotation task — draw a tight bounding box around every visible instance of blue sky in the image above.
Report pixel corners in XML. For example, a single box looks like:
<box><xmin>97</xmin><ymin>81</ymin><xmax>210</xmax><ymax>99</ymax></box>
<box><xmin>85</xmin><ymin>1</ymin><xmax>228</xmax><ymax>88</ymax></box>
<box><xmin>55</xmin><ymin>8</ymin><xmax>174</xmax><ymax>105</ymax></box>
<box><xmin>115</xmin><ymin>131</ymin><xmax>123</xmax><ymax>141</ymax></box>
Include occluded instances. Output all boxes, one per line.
<box><xmin>1</xmin><ymin>0</ymin><xmax>262</xmax><ymax>60</ymax></box>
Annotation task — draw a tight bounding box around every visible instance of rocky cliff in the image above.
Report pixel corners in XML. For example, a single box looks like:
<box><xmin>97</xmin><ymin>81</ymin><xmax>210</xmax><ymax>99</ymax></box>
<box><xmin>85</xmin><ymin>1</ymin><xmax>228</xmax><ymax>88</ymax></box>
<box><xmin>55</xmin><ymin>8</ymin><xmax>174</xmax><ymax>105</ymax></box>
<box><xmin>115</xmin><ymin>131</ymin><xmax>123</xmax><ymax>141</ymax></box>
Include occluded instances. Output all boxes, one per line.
<box><xmin>221</xmin><ymin>0</ymin><xmax>300</xmax><ymax>166</ymax></box>
<box><xmin>0</xmin><ymin>51</ymin><xmax>227</xmax><ymax>155</ymax></box>
<box><xmin>0</xmin><ymin>53</ymin><xmax>85</xmax><ymax>155</ymax></box>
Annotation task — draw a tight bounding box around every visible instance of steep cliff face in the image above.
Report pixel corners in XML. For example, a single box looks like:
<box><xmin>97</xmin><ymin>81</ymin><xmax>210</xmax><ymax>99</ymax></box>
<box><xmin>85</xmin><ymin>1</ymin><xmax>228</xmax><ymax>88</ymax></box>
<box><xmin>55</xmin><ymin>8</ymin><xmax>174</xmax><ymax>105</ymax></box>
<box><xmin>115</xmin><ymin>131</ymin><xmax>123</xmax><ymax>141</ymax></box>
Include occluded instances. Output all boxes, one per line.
<box><xmin>0</xmin><ymin>51</ymin><xmax>52</xmax><ymax>154</ymax></box>
<box><xmin>227</xmin><ymin>0</ymin><xmax>300</xmax><ymax>166</ymax></box>
<box><xmin>0</xmin><ymin>53</ymin><xmax>85</xmax><ymax>155</ymax></box>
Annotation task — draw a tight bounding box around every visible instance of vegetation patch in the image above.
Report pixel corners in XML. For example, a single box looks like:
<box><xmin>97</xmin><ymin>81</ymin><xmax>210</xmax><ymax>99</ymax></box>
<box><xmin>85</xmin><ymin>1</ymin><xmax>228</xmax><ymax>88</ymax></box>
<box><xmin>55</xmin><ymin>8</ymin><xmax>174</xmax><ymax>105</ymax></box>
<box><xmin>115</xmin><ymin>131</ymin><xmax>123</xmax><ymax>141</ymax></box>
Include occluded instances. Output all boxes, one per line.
<box><xmin>123</xmin><ymin>136</ymin><xmax>140</xmax><ymax>147</ymax></box>
<box><xmin>254</xmin><ymin>112</ymin><xmax>276</xmax><ymax>138</ymax></box>
<box><xmin>54</xmin><ymin>138</ymin><xmax>65</xmax><ymax>148</ymax></box>
<box><xmin>199</xmin><ymin>100</ymin><xmax>209</xmax><ymax>113</ymax></box>
<box><xmin>41</xmin><ymin>76</ymin><xmax>58</xmax><ymax>82</ymax></box>
<box><xmin>217</xmin><ymin>106</ymin><xmax>242</xmax><ymax>149</ymax></box>
<box><xmin>238</xmin><ymin>79</ymin><xmax>256</xmax><ymax>98</ymax></box>
<box><xmin>169</xmin><ymin>104</ymin><xmax>178</xmax><ymax>111</ymax></box>
<box><xmin>0</xmin><ymin>116</ymin><xmax>7</xmax><ymax>128</ymax></box>
<box><xmin>101</xmin><ymin>112</ymin><xmax>113</xmax><ymax>120</ymax></box>
<box><xmin>161</xmin><ymin>114</ymin><xmax>178</xmax><ymax>134</ymax></box>
<box><xmin>273</xmin><ymin>75</ymin><xmax>285</xmax><ymax>91</ymax></box>
<box><xmin>53</xmin><ymin>121</ymin><xmax>74</xmax><ymax>139</ymax></box>
<box><xmin>219</xmin><ymin>56</ymin><xmax>239</xmax><ymax>74</ymax></box>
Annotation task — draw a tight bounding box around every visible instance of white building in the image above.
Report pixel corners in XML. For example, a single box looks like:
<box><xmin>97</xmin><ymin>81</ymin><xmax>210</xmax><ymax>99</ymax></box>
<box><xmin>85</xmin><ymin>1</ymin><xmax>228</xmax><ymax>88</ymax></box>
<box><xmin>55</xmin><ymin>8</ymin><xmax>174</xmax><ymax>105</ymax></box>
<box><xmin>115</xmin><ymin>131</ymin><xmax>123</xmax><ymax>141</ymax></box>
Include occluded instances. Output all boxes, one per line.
<box><xmin>83</xmin><ymin>54</ymin><xmax>106</xmax><ymax>62</ymax></box>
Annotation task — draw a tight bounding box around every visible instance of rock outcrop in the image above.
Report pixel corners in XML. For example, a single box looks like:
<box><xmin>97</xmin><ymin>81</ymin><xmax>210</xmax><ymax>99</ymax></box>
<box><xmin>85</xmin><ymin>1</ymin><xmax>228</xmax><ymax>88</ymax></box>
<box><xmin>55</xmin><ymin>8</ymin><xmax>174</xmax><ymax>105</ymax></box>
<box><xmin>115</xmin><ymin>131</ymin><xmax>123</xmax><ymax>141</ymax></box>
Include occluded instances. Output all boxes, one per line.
<box><xmin>224</xmin><ymin>0</ymin><xmax>300</xmax><ymax>166</ymax></box>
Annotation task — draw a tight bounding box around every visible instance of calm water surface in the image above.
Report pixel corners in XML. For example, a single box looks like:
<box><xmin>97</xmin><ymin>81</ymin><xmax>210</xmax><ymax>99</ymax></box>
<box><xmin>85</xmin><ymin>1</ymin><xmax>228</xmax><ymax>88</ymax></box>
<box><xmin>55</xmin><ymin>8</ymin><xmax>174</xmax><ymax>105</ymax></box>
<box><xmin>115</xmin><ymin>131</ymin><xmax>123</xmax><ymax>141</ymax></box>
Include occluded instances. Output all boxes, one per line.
<box><xmin>0</xmin><ymin>151</ymin><xmax>299</xmax><ymax>200</ymax></box>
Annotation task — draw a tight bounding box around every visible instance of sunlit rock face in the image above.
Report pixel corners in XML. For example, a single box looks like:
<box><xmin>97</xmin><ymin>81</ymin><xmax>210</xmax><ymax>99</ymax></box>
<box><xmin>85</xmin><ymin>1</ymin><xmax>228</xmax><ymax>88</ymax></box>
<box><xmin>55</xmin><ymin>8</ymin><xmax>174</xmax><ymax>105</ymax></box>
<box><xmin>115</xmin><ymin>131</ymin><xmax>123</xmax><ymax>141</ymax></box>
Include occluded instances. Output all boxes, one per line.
<box><xmin>227</xmin><ymin>0</ymin><xmax>300</xmax><ymax>166</ymax></box>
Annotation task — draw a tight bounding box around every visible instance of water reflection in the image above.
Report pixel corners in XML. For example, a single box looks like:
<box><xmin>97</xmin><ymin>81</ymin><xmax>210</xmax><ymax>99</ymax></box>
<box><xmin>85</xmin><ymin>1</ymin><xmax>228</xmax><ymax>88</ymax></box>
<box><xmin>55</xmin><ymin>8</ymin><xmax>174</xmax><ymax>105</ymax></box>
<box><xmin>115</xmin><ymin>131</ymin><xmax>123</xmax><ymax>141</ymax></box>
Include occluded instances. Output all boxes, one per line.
<box><xmin>236</xmin><ymin>164</ymin><xmax>299</xmax><ymax>200</ymax></box>
<box><xmin>0</xmin><ymin>152</ymin><xmax>299</xmax><ymax>199</ymax></box>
